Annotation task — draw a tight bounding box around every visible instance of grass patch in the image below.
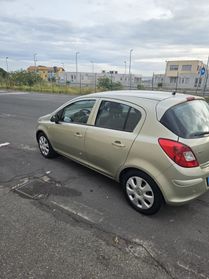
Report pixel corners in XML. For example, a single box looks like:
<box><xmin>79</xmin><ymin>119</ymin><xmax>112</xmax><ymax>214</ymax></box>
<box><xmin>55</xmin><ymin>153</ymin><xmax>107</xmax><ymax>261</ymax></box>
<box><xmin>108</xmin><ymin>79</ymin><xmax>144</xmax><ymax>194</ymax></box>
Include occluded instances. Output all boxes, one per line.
<box><xmin>0</xmin><ymin>82</ymin><xmax>97</xmax><ymax>95</ymax></box>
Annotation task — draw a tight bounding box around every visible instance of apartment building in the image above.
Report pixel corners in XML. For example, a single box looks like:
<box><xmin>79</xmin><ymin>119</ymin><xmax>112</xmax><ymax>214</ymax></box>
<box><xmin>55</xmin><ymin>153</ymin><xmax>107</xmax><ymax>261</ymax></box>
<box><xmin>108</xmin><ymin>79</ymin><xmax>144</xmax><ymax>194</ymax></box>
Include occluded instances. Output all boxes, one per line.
<box><xmin>27</xmin><ymin>65</ymin><xmax>64</xmax><ymax>80</ymax></box>
<box><xmin>165</xmin><ymin>60</ymin><xmax>207</xmax><ymax>89</ymax></box>
<box><xmin>152</xmin><ymin>60</ymin><xmax>208</xmax><ymax>90</ymax></box>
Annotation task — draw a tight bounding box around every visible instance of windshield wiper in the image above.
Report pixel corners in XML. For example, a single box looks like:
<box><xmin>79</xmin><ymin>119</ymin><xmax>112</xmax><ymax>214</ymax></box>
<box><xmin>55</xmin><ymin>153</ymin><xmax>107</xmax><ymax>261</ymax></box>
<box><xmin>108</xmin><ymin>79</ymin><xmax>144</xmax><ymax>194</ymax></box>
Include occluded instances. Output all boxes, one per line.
<box><xmin>192</xmin><ymin>131</ymin><xmax>209</xmax><ymax>137</ymax></box>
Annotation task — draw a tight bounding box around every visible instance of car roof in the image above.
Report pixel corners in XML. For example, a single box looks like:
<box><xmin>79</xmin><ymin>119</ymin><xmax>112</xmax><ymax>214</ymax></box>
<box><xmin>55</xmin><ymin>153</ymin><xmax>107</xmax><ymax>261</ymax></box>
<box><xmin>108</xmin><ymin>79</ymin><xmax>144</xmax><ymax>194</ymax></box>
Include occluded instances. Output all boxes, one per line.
<box><xmin>81</xmin><ymin>90</ymin><xmax>204</xmax><ymax>119</ymax></box>
<box><xmin>84</xmin><ymin>90</ymin><xmax>174</xmax><ymax>101</ymax></box>
<box><xmin>82</xmin><ymin>90</ymin><xmax>203</xmax><ymax>106</ymax></box>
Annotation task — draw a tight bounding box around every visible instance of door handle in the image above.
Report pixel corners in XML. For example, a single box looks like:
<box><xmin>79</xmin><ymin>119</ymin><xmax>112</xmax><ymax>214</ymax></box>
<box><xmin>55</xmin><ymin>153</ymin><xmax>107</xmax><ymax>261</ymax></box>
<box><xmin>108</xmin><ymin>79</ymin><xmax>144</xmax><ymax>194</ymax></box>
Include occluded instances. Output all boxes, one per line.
<box><xmin>112</xmin><ymin>141</ymin><xmax>125</xmax><ymax>148</ymax></box>
<box><xmin>74</xmin><ymin>132</ymin><xmax>83</xmax><ymax>138</ymax></box>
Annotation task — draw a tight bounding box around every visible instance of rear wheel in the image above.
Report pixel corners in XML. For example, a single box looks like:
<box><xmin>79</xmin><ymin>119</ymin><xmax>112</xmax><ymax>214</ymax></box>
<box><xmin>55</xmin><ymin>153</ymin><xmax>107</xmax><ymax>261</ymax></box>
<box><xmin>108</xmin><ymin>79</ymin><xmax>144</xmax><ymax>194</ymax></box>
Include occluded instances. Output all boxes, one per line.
<box><xmin>122</xmin><ymin>170</ymin><xmax>163</xmax><ymax>215</ymax></box>
<box><xmin>37</xmin><ymin>132</ymin><xmax>58</xmax><ymax>158</ymax></box>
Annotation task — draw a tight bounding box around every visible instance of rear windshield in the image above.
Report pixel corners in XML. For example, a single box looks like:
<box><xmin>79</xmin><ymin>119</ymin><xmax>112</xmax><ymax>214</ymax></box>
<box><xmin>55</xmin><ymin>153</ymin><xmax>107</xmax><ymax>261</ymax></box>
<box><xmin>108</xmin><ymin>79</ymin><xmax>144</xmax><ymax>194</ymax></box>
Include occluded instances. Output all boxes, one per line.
<box><xmin>160</xmin><ymin>100</ymin><xmax>209</xmax><ymax>139</ymax></box>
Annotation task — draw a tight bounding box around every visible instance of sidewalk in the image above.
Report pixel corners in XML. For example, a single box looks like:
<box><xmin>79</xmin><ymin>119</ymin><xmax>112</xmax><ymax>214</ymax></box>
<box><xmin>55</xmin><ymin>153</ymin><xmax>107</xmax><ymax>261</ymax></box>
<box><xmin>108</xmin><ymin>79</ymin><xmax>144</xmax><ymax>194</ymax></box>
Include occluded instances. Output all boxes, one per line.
<box><xmin>0</xmin><ymin>186</ymin><xmax>169</xmax><ymax>279</ymax></box>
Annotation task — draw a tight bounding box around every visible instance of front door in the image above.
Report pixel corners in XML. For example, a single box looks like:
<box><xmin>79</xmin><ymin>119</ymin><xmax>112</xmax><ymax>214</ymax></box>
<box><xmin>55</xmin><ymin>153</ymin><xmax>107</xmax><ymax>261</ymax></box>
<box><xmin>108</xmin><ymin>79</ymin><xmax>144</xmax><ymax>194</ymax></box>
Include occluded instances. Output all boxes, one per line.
<box><xmin>49</xmin><ymin>99</ymin><xmax>96</xmax><ymax>162</ymax></box>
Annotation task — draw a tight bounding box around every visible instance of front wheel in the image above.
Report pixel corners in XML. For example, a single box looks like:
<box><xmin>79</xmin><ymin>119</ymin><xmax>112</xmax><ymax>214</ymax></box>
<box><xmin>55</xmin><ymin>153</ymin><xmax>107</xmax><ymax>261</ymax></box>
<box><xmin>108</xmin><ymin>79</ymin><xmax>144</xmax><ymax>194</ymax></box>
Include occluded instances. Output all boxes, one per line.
<box><xmin>122</xmin><ymin>170</ymin><xmax>163</xmax><ymax>215</ymax></box>
<box><xmin>37</xmin><ymin>132</ymin><xmax>58</xmax><ymax>158</ymax></box>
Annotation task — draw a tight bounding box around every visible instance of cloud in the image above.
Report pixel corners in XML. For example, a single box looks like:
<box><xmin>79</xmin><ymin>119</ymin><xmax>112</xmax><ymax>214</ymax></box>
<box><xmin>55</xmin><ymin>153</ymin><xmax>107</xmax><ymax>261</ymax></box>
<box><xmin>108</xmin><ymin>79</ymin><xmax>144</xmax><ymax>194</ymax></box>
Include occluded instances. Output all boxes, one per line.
<box><xmin>0</xmin><ymin>0</ymin><xmax>209</xmax><ymax>75</ymax></box>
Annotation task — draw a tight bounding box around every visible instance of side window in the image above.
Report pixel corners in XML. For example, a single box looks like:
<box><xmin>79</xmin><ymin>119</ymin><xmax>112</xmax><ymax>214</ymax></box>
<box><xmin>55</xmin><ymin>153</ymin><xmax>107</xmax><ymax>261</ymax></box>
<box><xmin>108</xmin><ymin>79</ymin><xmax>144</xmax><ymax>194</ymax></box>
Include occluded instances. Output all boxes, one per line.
<box><xmin>95</xmin><ymin>101</ymin><xmax>141</xmax><ymax>132</ymax></box>
<box><xmin>61</xmin><ymin>100</ymin><xmax>95</xmax><ymax>124</ymax></box>
<box><xmin>124</xmin><ymin>108</ymin><xmax>142</xmax><ymax>132</ymax></box>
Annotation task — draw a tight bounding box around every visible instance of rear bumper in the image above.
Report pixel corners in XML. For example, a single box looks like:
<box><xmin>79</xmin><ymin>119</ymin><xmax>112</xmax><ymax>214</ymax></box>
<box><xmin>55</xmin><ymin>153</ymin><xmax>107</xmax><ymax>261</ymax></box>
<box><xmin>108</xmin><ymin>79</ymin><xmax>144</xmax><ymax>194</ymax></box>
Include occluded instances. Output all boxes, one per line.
<box><xmin>156</xmin><ymin>165</ymin><xmax>209</xmax><ymax>205</ymax></box>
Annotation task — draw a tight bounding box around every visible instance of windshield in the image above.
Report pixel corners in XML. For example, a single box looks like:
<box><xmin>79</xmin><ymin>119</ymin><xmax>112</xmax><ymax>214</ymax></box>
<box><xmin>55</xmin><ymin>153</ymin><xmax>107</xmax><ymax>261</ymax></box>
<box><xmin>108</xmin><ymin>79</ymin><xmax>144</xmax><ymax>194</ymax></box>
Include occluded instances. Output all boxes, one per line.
<box><xmin>160</xmin><ymin>100</ymin><xmax>209</xmax><ymax>139</ymax></box>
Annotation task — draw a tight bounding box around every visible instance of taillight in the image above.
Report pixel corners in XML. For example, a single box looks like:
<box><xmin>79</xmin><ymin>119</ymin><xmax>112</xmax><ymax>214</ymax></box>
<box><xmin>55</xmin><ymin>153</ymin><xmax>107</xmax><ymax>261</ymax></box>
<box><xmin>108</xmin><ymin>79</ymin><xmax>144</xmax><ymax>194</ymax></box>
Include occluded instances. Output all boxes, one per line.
<box><xmin>158</xmin><ymin>138</ymin><xmax>199</xmax><ymax>168</ymax></box>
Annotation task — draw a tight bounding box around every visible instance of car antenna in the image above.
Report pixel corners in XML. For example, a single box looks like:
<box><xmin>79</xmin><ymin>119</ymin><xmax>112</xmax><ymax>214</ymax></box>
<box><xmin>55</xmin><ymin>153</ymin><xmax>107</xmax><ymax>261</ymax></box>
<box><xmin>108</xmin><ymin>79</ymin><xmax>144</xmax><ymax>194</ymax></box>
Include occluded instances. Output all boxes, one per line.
<box><xmin>172</xmin><ymin>91</ymin><xmax>176</xmax><ymax>96</ymax></box>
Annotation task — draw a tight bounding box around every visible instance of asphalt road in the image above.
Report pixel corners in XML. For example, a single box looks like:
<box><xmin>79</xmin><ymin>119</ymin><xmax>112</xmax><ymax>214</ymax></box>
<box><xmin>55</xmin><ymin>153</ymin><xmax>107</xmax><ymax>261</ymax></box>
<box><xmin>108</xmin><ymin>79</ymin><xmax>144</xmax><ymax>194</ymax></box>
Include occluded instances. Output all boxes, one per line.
<box><xmin>1</xmin><ymin>90</ymin><xmax>209</xmax><ymax>279</ymax></box>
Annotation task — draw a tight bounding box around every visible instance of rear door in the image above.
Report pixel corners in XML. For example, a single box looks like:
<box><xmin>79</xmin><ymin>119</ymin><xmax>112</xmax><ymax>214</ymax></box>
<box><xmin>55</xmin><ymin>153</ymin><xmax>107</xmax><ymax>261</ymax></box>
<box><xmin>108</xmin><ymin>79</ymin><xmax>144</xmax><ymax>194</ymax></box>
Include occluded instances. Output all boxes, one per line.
<box><xmin>84</xmin><ymin>99</ymin><xmax>146</xmax><ymax>177</ymax></box>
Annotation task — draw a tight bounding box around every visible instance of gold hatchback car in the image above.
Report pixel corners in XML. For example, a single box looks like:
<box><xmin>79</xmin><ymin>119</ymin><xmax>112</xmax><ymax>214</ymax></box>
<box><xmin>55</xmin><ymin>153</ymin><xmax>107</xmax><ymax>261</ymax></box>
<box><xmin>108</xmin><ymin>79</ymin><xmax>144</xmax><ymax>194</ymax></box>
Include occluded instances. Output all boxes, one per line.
<box><xmin>36</xmin><ymin>90</ymin><xmax>209</xmax><ymax>214</ymax></box>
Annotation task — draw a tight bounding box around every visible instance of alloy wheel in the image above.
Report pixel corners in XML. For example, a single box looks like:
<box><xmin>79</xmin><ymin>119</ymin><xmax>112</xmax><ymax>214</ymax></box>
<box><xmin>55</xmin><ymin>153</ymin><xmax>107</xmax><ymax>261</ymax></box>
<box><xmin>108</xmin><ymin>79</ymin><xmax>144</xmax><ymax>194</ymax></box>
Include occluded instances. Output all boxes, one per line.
<box><xmin>39</xmin><ymin>135</ymin><xmax>50</xmax><ymax>156</ymax></box>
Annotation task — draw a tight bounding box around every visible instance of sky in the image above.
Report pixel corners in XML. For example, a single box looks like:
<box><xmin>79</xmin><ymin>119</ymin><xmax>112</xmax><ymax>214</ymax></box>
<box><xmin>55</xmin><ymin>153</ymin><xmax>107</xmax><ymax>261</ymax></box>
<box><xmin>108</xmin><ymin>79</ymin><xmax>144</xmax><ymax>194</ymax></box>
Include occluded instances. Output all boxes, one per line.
<box><xmin>1</xmin><ymin>0</ymin><xmax>209</xmax><ymax>76</ymax></box>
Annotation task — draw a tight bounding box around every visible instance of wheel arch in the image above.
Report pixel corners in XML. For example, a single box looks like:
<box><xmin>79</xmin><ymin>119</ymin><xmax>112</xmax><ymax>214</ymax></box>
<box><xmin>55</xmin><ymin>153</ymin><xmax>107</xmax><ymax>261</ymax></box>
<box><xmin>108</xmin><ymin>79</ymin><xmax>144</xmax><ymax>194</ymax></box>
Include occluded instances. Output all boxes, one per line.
<box><xmin>36</xmin><ymin>130</ymin><xmax>43</xmax><ymax>141</ymax></box>
<box><xmin>36</xmin><ymin>128</ymin><xmax>49</xmax><ymax>142</ymax></box>
<box><xmin>118</xmin><ymin>167</ymin><xmax>166</xmax><ymax>203</ymax></box>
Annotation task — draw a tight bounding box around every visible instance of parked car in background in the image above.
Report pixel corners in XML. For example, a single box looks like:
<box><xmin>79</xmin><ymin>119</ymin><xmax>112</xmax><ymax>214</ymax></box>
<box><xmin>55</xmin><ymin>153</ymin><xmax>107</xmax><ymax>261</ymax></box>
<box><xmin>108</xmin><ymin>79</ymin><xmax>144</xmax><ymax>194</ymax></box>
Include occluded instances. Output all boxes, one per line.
<box><xmin>36</xmin><ymin>90</ymin><xmax>209</xmax><ymax>215</ymax></box>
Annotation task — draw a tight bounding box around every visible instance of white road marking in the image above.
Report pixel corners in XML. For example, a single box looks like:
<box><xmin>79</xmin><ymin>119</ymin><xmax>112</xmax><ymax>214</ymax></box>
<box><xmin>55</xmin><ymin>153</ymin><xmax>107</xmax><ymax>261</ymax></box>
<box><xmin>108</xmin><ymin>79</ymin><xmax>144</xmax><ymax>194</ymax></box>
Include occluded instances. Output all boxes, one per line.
<box><xmin>0</xmin><ymin>142</ymin><xmax>10</xmax><ymax>148</ymax></box>
<box><xmin>51</xmin><ymin>200</ymin><xmax>104</xmax><ymax>224</ymax></box>
<box><xmin>0</xmin><ymin>92</ymin><xmax>28</xmax><ymax>96</ymax></box>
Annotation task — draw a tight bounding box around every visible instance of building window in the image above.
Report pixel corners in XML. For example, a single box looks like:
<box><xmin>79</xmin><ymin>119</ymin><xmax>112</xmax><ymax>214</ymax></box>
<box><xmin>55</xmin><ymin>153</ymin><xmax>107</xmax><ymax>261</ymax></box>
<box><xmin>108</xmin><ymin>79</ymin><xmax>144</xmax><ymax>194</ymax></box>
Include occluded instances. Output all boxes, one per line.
<box><xmin>169</xmin><ymin>77</ymin><xmax>177</xmax><ymax>83</ymax></box>
<box><xmin>185</xmin><ymin>78</ymin><xmax>190</xmax><ymax>84</ymax></box>
<box><xmin>169</xmin><ymin>65</ymin><xmax>179</xmax><ymax>71</ymax></box>
<box><xmin>182</xmin><ymin>65</ymin><xmax>192</xmax><ymax>71</ymax></box>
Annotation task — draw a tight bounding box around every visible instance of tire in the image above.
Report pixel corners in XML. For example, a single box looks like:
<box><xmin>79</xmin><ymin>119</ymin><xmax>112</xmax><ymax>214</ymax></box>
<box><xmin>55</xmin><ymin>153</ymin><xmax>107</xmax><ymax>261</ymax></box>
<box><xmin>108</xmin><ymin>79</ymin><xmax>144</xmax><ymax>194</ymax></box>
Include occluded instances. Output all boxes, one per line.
<box><xmin>37</xmin><ymin>132</ymin><xmax>58</xmax><ymax>159</ymax></box>
<box><xmin>122</xmin><ymin>170</ymin><xmax>163</xmax><ymax>215</ymax></box>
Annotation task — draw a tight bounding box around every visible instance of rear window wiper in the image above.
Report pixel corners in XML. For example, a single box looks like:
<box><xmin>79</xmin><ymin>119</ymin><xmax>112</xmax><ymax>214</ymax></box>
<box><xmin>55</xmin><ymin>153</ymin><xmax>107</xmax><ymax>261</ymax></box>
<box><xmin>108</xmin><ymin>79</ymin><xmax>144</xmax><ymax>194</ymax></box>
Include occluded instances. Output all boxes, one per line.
<box><xmin>191</xmin><ymin>131</ymin><xmax>209</xmax><ymax>137</ymax></box>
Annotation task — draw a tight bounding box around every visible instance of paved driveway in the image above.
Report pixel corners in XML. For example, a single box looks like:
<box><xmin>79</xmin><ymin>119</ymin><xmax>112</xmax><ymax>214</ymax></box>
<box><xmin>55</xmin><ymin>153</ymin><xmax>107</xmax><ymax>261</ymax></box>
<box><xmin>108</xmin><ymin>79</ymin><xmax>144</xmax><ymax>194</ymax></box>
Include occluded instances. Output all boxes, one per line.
<box><xmin>1</xmin><ymin>91</ymin><xmax>209</xmax><ymax>279</ymax></box>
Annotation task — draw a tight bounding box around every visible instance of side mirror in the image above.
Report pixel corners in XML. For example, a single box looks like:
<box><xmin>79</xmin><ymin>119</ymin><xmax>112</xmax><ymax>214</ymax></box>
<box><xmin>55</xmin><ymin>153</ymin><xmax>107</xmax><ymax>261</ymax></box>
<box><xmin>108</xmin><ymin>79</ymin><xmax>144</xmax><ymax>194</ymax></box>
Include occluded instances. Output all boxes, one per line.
<box><xmin>50</xmin><ymin>114</ymin><xmax>60</xmax><ymax>124</ymax></box>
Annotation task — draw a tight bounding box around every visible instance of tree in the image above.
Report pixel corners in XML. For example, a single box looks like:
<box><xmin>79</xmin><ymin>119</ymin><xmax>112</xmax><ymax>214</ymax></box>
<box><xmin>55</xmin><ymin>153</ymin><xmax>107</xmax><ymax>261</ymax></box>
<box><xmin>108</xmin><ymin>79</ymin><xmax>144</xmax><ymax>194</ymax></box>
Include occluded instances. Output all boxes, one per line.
<box><xmin>157</xmin><ymin>82</ymin><xmax>163</xmax><ymax>88</ymax></box>
<box><xmin>48</xmin><ymin>76</ymin><xmax>56</xmax><ymax>82</ymax></box>
<box><xmin>98</xmin><ymin>77</ymin><xmax>123</xmax><ymax>90</ymax></box>
<box><xmin>137</xmin><ymin>84</ymin><xmax>144</xmax><ymax>90</ymax></box>
<box><xmin>9</xmin><ymin>70</ymin><xmax>42</xmax><ymax>86</ymax></box>
<box><xmin>0</xmin><ymin>68</ymin><xmax>8</xmax><ymax>79</ymax></box>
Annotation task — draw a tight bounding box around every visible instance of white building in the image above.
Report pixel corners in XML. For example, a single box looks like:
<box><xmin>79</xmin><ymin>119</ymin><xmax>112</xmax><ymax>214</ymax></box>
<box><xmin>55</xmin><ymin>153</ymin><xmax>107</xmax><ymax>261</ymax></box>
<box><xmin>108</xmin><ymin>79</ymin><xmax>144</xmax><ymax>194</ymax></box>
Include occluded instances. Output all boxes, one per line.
<box><xmin>58</xmin><ymin>71</ymin><xmax>142</xmax><ymax>89</ymax></box>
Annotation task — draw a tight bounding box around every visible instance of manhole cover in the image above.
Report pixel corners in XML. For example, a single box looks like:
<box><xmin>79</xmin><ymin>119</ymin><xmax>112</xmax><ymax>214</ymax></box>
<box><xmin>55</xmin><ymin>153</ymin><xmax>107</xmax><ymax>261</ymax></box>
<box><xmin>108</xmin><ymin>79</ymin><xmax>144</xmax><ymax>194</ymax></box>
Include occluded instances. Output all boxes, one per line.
<box><xmin>13</xmin><ymin>178</ymin><xmax>50</xmax><ymax>199</ymax></box>
<box><xmin>12</xmin><ymin>176</ymin><xmax>79</xmax><ymax>200</ymax></box>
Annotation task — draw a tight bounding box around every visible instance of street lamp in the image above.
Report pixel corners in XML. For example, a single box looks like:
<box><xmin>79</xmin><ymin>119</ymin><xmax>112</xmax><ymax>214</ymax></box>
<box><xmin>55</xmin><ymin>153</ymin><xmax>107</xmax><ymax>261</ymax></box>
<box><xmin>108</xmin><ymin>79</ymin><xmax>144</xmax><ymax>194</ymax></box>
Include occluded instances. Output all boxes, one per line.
<box><xmin>5</xmin><ymin>57</ymin><xmax>9</xmax><ymax>72</ymax></box>
<box><xmin>129</xmin><ymin>49</ymin><xmax>133</xmax><ymax>89</ymax></box>
<box><xmin>124</xmin><ymin>61</ymin><xmax>127</xmax><ymax>74</ymax></box>
<box><xmin>33</xmin><ymin>53</ymin><xmax>37</xmax><ymax>67</ymax></box>
<box><xmin>76</xmin><ymin>52</ymin><xmax>79</xmax><ymax>75</ymax></box>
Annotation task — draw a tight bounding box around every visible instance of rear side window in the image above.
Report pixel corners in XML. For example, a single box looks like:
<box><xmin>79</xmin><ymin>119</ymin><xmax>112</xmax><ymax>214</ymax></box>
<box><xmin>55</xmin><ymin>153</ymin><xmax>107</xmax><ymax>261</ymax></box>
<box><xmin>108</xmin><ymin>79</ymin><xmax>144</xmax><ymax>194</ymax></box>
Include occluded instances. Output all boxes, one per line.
<box><xmin>160</xmin><ymin>100</ymin><xmax>209</xmax><ymax>138</ymax></box>
<box><xmin>95</xmin><ymin>101</ymin><xmax>141</xmax><ymax>132</ymax></box>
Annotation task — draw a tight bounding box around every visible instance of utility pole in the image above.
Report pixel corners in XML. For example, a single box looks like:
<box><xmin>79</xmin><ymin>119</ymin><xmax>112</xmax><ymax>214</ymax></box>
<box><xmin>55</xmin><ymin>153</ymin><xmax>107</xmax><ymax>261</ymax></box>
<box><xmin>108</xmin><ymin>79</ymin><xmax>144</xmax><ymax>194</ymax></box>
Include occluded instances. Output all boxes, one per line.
<box><xmin>76</xmin><ymin>52</ymin><xmax>79</xmax><ymax>78</ymax></box>
<box><xmin>33</xmin><ymin>53</ymin><xmax>37</xmax><ymax>67</ymax></box>
<box><xmin>202</xmin><ymin>56</ymin><xmax>209</xmax><ymax>96</ymax></box>
<box><xmin>152</xmin><ymin>72</ymin><xmax>154</xmax><ymax>91</ymax></box>
<box><xmin>124</xmin><ymin>61</ymin><xmax>127</xmax><ymax>74</ymax></box>
<box><xmin>129</xmin><ymin>49</ymin><xmax>133</xmax><ymax>89</ymax></box>
<box><xmin>94</xmin><ymin>73</ymin><xmax>97</xmax><ymax>92</ymax></box>
<box><xmin>5</xmin><ymin>57</ymin><xmax>9</xmax><ymax>72</ymax></box>
<box><xmin>196</xmin><ymin>70</ymin><xmax>202</xmax><ymax>95</ymax></box>
<box><xmin>175</xmin><ymin>71</ymin><xmax>179</xmax><ymax>92</ymax></box>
